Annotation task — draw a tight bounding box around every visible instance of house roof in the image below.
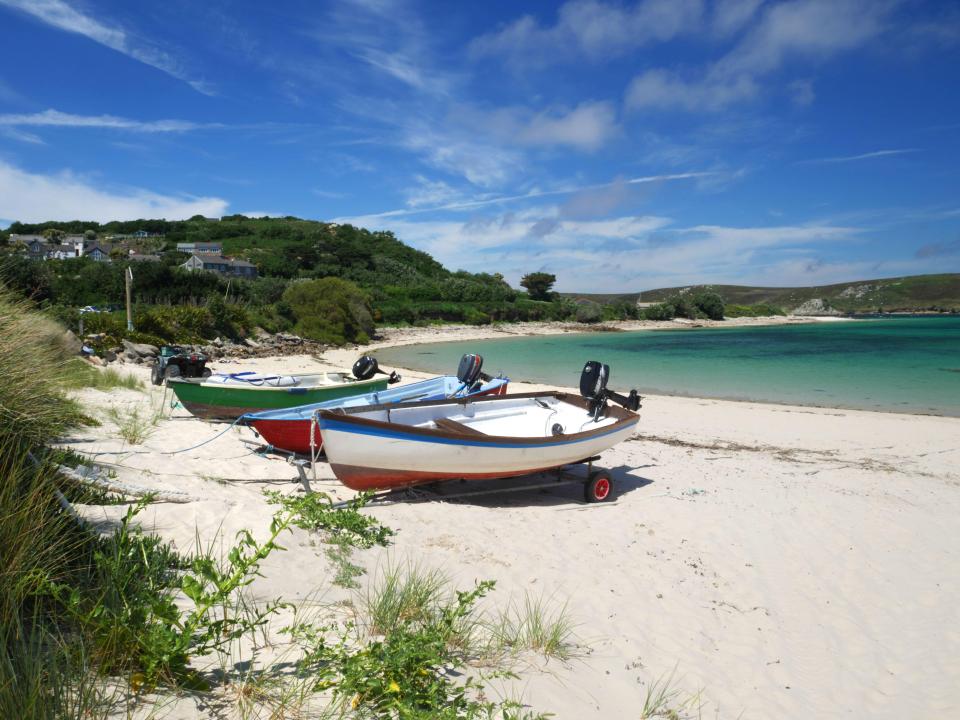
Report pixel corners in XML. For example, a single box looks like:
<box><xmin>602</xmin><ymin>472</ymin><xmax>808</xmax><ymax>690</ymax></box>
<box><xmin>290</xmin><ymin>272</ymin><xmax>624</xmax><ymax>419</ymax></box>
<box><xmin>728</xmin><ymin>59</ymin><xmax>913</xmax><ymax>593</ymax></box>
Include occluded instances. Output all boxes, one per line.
<box><xmin>185</xmin><ymin>252</ymin><xmax>256</xmax><ymax>269</ymax></box>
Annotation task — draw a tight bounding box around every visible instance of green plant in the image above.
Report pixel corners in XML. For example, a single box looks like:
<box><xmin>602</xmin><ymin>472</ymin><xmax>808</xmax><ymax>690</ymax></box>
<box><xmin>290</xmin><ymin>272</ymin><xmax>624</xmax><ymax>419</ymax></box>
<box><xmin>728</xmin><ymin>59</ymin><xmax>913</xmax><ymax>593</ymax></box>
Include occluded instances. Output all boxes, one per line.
<box><xmin>40</xmin><ymin>502</ymin><xmax>295</xmax><ymax>687</ymax></box>
<box><xmin>104</xmin><ymin>401</ymin><xmax>162</xmax><ymax>445</ymax></box>
<box><xmin>361</xmin><ymin>563</ymin><xmax>450</xmax><ymax>638</ymax></box>
<box><xmin>61</xmin><ymin>358</ymin><xmax>143</xmax><ymax>391</ymax></box>
<box><xmin>283</xmin><ymin>276</ymin><xmax>374</xmax><ymax>345</ymax></box>
<box><xmin>640</xmin><ymin>668</ymin><xmax>704</xmax><ymax>720</ymax></box>
<box><xmin>491</xmin><ymin>593</ymin><xmax>578</xmax><ymax>661</ymax></box>
<box><xmin>291</xmin><ymin>575</ymin><xmax>550</xmax><ymax>719</ymax></box>
<box><xmin>265</xmin><ymin>490</ymin><xmax>394</xmax><ymax>548</ymax></box>
<box><xmin>692</xmin><ymin>291</ymin><xmax>725</xmax><ymax>320</ymax></box>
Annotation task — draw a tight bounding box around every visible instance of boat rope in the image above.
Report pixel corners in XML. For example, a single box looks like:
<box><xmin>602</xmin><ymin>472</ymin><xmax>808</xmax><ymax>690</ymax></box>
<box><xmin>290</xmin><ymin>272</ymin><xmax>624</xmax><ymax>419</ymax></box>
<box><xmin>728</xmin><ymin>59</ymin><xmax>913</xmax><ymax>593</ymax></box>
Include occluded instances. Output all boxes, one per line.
<box><xmin>163</xmin><ymin>415</ymin><xmax>244</xmax><ymax>455</ymax></box>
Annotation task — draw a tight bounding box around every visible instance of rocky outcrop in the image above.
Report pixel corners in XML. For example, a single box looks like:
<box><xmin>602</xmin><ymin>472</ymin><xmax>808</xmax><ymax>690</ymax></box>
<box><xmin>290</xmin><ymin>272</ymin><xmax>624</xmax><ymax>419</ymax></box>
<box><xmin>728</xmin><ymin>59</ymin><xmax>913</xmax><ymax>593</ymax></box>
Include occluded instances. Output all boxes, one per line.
<box><xmin>122</xmin><ymin>339</ymin><xmax>159</xmax><ymax>358</ymax></box>
<box><xmin>791</xmin><ymin>298</ymin><xmax>843</xmax><ymax>316</ymax></box>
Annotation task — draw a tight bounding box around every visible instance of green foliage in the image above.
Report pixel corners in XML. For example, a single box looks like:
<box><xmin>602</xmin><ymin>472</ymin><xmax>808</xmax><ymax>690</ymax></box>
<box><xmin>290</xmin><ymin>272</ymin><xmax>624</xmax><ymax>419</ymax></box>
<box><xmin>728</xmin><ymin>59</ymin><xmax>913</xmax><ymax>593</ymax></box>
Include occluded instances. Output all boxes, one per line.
<box><xmin>520</xmin><ymin>272</ymin><xmax>557</xmax><ymax>301</ymax></box>
<box><xmin>725</xmin><ymin>303</ymin><xmax>786</xmax><ymax>317</ymax></box>
<box><xmin>692</xmin><ymin>291</ymin><xmax>725</xmax><ymax>320</ymax></box>
<box><xmin>642</xmin><ymin>291</ymin><xmax>725</xmax><ymax>321</ymax></box>
<box><xmin>61</xmin><ymin>358</ymin><xmax>143</xmax><ymax>392</ymax></box>
<box><xmin>575</xmin><ymin>301</ymin><xmax>603</xmax><ymax>323</ymax></box>
<box><xmin>283</xmin><ymin>277</ymin><xmax>374</xmax><ymax>344</ymax></box>
<box><xmin>41</xmin><ymin>502</ymin><xmax>294</xmax><ymax>686</ymax></box>
<box><xmin>264</xmin><ymin>490</ymin><xmax>394</xmax><ymax>549</ymax></box>
<box><xmin>0</xmin><ymin>288</ymin><xmax>90</xmax><ymax>452</ymax></box>
<box><xmin>643</xmin><ymin>303</ymin><xmax>676</xmax><ymax>321</ymax></box>
<box><xmin>289</xmin><ymin>572</ymin><xmax>551</xmax><ymax>720</ymax></box>
<box><xmin>491</xmin><ymin>594</ymin><xmax>577</xmax><ymax>661</ymax></box>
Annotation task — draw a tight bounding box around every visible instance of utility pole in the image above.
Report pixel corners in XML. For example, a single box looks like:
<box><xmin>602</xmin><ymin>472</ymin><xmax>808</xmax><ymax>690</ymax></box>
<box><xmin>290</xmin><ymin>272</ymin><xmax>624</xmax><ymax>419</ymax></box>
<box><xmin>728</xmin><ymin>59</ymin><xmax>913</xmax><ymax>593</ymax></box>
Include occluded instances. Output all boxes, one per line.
<box><xmin>125</xmin><ymin>266</ymin><xmax>134</xmax><ymax>331</ymax></box>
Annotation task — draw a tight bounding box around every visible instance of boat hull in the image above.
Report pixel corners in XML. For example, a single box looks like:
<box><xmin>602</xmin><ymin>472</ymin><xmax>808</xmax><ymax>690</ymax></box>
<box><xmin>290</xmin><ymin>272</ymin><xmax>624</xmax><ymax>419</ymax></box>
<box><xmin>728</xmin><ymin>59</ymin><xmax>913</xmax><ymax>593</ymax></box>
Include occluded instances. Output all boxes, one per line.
<box><xmin>169</xmin><ymin>375</ymin><xmax>389</xmax><ymax>420</ymax></box>
<box><xmin>318</xmin><ymin>393</ymin><xmax>639</xmax><ymax>491</ymax></box>
<box><xmin>248</xmin><ymin>379</ymin><xmax>508</xmax><ymax>454</ymax></box>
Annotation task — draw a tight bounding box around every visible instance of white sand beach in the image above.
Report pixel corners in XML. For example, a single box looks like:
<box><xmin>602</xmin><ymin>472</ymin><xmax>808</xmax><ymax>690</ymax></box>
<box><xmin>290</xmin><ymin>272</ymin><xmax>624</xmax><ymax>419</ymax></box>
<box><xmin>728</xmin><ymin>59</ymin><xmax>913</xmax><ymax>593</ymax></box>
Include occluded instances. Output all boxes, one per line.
<box><xmin>68</xmin><ymin>321</ymin><xmax>960</xmax><ymax>719</ymax></box>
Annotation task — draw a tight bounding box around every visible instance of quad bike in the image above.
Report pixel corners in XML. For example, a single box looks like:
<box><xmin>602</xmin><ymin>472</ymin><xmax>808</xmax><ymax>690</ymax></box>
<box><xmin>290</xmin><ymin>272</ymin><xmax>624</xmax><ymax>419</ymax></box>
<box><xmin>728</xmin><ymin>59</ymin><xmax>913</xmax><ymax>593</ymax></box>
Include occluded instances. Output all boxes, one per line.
<box><xmin>151</xmin><ymin>345</ymin><xmax>211</xmax><ymax>385</ymax></box>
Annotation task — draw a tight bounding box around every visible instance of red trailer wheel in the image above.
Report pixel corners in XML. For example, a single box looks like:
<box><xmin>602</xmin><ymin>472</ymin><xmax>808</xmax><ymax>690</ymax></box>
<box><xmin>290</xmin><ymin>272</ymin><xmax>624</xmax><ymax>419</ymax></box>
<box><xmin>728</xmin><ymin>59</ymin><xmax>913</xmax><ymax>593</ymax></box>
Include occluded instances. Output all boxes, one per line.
<box><xmin>585</xmin><ymin>470</ymin><xmax>613</xmax><ymax>503</ymax></box>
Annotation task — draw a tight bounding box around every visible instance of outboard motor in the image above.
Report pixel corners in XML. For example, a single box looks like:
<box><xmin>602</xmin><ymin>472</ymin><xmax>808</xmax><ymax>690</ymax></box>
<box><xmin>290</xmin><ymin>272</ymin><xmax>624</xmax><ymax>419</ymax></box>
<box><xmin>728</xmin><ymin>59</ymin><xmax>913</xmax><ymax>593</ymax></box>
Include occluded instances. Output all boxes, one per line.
<box><xmin>456</xmin><ymin>353</ymin><xmax>485</xmax><ymax>391</ymax></box>
<box><xmin>352</xmin><ymin>355</ymin><xmax>401</xmax><ymax>384</ymax></box>
<box><xmin>580</xmin><ymin>360</ymin><xmax>641</xmax><ymax>420</ymax></box>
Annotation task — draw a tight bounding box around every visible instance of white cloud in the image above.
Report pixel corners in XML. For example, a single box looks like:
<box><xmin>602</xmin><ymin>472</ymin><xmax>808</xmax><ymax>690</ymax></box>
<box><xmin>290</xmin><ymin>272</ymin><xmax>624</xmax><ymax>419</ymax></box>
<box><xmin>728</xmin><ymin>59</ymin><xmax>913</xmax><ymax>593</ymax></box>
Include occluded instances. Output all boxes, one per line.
<box><xmin>405</xmin><ymin>176</ymin><xmax>463</xmax><ymax>208</ymax></box>
<box><xmin>626</xmin><ymin>68</ymin><xmax>758</xmax><ymax>111</ymax></box>
<box><xmin>0</xmin><ymin>109</ymin><xmax>214</xmax><ymax>132</ymax></box>
<box><xmin>627</xmin><ymin>0</ymin><xmax>892</xmax><ymax>112</ymax></box>
<box><xmin>0</xmin><ymin>127</ymin><xmax>45</xmax><ymax>144</ymax></box>
<box><xmin>345</xmin><ymin>171</ymin><xmax>714</xmax><ymax>219</ymax></box>
<box><xmin>335</xmin><ymin>195</ymin><xmax>862</xmax><ymax>291</ymax></box>
<box><xmin>0</xmin><ymin>160</ymin><xmax>228</xmax><ymax>223</ymax></box>
<box><xmin>401</xmin><ymin>127</ymin><xmax>522</xmax><ymax>188</ymax></box>
<box><xmin>0</xmin><ymin>0</ymin><xmax>213</xmax><ymax>94</ymax></box>
<box><xmin>515</xmin><ymin>102</ymin><xmax>618</xmax><ymax>151</ymax></box>
<box><xmin>712</xmin><ymin>0</ymin><xmax>764</xmax><ymax>37</ymax></box>
<box><xmin>797</xmin><ymin>148</ymin><xmax>920</xmax><ymax>165</ymax></box>
<box><xmin>470</xmin><ymin>0</ymin><xmax>703</xmax><ymax>66</ymax></box>
<box><xmin>789</xmin><ymin>78</ymin><xmax>815</xmax><ymax>106</ymax></box>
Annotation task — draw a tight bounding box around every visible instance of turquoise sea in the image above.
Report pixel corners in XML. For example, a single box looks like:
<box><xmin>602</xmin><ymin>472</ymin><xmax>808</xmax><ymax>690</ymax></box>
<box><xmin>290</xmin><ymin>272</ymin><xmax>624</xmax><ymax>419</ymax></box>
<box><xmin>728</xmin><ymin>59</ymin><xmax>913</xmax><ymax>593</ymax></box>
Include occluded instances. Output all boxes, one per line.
<box><xmin>377</xmin><ymin>317</ymin><xmax>960</xmax><ymax>416</ymax></box>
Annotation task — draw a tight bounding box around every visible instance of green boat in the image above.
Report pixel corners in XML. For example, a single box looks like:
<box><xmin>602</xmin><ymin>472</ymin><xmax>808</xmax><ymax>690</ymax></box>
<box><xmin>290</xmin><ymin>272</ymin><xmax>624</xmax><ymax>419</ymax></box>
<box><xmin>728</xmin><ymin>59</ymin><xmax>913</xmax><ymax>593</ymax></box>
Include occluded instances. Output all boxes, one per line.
<box><xmin>168</xmin><ymin>370</ymin><xmax>390</xmax><ymax>420</ymax></box>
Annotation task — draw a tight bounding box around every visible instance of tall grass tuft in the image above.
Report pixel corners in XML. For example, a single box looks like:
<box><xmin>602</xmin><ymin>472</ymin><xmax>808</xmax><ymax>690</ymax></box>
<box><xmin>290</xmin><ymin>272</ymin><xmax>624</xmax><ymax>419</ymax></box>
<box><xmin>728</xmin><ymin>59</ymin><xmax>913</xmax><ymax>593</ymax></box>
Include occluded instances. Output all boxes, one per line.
<box><xmin>0</xmin><ymin>288</ymin><xmax>89</xmax><ymax>452</ymax></box>
<box><xmin>61</xmin><ymin>358</ymin><xmax>143</xmax><ymax>392</ymax></box>
<box><xmin>491</xmin><ymin>592</ymin><xmax>578</xmax><ymax>661</ymax></box>
<box><xmin>0</xmin><ymin>287</ymin><xmax>105</xmax><ymax>717</ymax></box>
<box><xmin>361</xmin><ymin>562</ymin><xmax>449</xmax><ymax>637</ymax></box>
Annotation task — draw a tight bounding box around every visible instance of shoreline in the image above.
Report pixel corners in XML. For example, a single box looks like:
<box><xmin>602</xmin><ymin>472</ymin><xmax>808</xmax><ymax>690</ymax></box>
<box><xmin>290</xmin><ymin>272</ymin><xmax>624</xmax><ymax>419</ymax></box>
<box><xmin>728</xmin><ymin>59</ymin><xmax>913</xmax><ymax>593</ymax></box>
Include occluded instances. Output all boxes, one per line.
<box><xmin>356</xmin><ymin>314</ymin><xmax>854</xmax><ymax>352</ymax></box>
<box><xmin>314</xmin><ymin>315</ymin><xmax>959</xmax><ymax>420</ymax></box>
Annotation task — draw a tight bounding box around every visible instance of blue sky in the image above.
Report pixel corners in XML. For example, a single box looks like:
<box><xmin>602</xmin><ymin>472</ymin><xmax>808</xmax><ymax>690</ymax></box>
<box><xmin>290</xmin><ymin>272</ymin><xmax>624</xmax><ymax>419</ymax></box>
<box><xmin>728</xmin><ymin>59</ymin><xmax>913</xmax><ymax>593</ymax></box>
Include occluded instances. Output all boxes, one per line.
<box><xmin>0</xmin><ymin>0</ymin><xmax>958</xmax><ymax>292</ymax></box>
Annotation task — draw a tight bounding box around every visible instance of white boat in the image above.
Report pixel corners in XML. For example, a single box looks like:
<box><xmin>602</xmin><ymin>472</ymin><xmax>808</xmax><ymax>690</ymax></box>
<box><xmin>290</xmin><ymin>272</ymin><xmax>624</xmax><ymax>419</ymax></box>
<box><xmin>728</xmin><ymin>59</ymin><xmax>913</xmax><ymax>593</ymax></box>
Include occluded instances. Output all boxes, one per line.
<box><xmin>317</xmin><ymin>361</ymin><xmax>641</xmax><ymax>499</ymax></box>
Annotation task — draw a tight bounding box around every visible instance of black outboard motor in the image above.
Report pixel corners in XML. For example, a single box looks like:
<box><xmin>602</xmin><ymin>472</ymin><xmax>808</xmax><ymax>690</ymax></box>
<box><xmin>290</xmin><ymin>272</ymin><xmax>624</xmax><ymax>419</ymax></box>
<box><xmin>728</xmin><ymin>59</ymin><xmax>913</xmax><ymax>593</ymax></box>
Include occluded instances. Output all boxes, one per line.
<box><xmin>580</xmin><ymin>360</ymin><xmax>641</xmax><ymax>420</ymax></box>
<box><xmin>456</xmin><ymin>353</ymin><xmax>485</xmax><ymax>390</ymax></box>
<box><xmin>352</xmin><ymin>355</ymin><xmax>401</xmax><ymax>384</ymax></box>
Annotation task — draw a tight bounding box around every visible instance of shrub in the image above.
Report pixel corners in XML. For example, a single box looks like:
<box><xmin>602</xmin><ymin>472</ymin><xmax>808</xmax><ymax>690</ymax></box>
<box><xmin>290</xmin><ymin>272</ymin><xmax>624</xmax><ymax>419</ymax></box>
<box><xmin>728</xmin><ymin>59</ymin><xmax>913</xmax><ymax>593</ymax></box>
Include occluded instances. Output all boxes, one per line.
<box><xmin>575</xmin><ymin>301</ymin><xmax>603</xmax><ymax>323</ymax></box>
<box><xmin>725</xmin><ymin>303</ymin><xmax>786</xmax><ymax>317</ymax></box>
<box><xmin>692</xmin><ymin>291</ymin><xmax>725</xmax><ymax>320</ymax></box>
<box><xmin>283</xmin><ymin>277</ymin><xmax>374</xmax><ymax>345</ymax></box>
<box><xmin>135</xmin><ymin>305</ymin><xmax>214</xmax><ymax>342</ymax></box>
<box><xmin>643</xmin><ymin>303</ymin><xmax>675</xmax><ymax>321</ymax></box>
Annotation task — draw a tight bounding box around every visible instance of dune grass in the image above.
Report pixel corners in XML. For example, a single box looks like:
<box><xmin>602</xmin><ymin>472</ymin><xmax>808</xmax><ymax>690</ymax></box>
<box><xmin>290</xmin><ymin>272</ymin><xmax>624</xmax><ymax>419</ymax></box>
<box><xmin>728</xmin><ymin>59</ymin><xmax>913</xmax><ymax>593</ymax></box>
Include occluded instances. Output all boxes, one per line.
<box><xmin>103</xmin><ymin>401</ymin><xmax>164</xmax><ymax>445</ymax></box>
<box><xmin>61</xmin><ymin>357</ymin><xmax>143</xmax><ymax>392</ymax></box>
<box><xmin>490</xmin><ymin>593</ymin><xmax>578</xmax><ymax>661</ymax></box>
<box><xmin>0</xmin><ymin>285</ymin><xmax>585</xmax><ymax>719</ymax></box>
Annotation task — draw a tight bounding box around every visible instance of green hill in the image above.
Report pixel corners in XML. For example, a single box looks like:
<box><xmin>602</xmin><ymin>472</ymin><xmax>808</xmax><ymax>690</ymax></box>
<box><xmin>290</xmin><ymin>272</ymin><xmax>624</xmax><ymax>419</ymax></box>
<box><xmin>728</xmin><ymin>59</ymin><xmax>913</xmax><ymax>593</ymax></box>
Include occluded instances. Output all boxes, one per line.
<box><xmin>565</xmin><ymin>274</ymin><xmax>960</xmax><ymax>314</ymax></box>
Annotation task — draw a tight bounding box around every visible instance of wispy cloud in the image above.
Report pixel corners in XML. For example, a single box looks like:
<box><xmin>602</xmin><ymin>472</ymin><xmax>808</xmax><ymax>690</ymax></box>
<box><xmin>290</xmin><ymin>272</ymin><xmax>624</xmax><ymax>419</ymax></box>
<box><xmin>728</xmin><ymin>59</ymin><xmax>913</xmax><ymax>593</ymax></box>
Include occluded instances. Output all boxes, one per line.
<box><xmin>343</xmin><ymin>171</ymin><xmax>715</xmax><ymax>219</ymax></box>
<box><xmin>0</xmin><ymin>0</ymin><xmax>213</xmax><ymax>95</ymax></box>
<box><xmin>0</xmin><ymin>127</ymin><xmax>45</xmax><ymax>144</ymax></box>
<box><xmin>797</xmin><ymin>148</ymin><xmax>920</xmax><ymax>165</ymax></box>
<box><xmin>915</xmin><ymin>236</ymin><xmax>960</xmax><ymax>259</ymax></box>
<box><xmin>0</xmin><ymin>109</ymin><xmax>217</xmax><ymax>133</ymax></box>
<box><xmin>470</xmin><ymin>0</ymin><xmax>703</xmax><ymax>67</ymax></box>
<box><xmin>0</xmin><ymin>160</ymin><xmax>227</xmax><ymax>223</ymax></box>
<box><xmin>335</xmin><ymin>201</ymin><xmax>864</xmax><ymax>291</ymax></box>
<box><xmin>626</xmin><ymin>0</ymin><xmax>893</xmax><ymax>112</ymax></box>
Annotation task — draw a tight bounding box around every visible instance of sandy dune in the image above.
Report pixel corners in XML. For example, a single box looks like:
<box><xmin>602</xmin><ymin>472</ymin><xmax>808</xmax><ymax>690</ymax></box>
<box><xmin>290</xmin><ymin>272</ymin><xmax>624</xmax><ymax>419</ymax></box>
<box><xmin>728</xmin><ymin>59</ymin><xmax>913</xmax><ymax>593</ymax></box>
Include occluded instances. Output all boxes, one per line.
<box><xmin>68</xmin><ymin>325</ymin><xmax>960</xmax><ymax>719</ymax></box>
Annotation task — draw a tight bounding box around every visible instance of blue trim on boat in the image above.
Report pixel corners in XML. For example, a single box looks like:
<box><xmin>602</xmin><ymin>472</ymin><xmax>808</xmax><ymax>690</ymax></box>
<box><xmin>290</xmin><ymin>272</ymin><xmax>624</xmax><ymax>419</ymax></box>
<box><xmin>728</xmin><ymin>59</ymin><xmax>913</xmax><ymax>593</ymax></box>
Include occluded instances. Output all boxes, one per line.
<box><xmin>241</xmin><ymin>375</ymin><xmax>508</xmax><ymax>423</ymax></box>
<box><xmin>316</xmin><ymin>415</ymin><xmax>630</xmax><ymax>449</ymax></box>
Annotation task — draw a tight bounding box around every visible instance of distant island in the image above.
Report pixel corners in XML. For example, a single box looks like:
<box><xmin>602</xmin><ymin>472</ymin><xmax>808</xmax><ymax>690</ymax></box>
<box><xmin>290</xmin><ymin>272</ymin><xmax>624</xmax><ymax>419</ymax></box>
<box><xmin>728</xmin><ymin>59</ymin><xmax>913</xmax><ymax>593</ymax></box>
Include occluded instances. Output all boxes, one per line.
<box><xmin>565</xmin><ymin>274</ymin><xmax>960</xmax><ymax>316</ymax></box>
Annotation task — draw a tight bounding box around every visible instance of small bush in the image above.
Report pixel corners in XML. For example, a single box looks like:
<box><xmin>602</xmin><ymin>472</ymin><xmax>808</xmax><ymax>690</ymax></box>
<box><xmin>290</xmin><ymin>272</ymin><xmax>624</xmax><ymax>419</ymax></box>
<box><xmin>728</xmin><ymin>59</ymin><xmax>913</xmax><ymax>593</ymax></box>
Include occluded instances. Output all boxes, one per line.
<box><xmin>643</xmin><ymin>303</ymin><xmax>675</xmax><ymax>321</ymax></box>
<box><xmin>283</xmin><ymin>277</ymin><xmax>374</xmax><ymax>345</ymax></box>
<box><xmin>692</xmin><ymin>291</ymin><xmax>725</xmax><ymax>320</ymax></box>
<box><xmin>725</xmin><ymin>303</ymin><xmax>786</xmax><ymax>317</ymax></box>
<box><xmin>575</xmin><ymin>301</ymin><xmax>603</xmax><ymax>324</ymax></box>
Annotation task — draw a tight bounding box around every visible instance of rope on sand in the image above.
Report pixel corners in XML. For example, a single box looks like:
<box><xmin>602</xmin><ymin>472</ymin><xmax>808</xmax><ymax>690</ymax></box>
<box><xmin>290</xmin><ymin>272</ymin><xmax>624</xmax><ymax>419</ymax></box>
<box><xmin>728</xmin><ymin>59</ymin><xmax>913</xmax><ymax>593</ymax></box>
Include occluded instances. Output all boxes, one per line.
<box><xmin>56</xmin><ymin>464</ymin><xmax>200</xmax><ymax>504</ymax></box>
